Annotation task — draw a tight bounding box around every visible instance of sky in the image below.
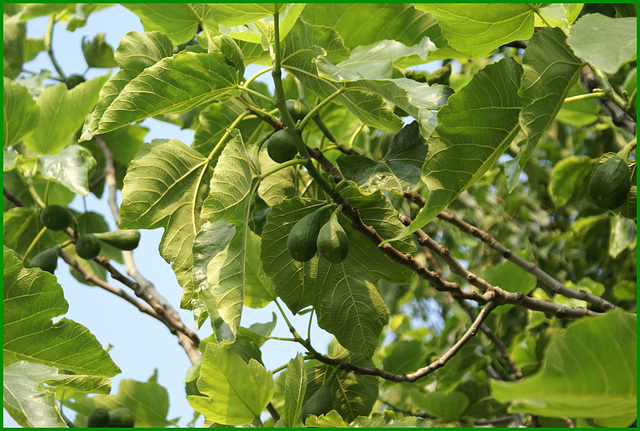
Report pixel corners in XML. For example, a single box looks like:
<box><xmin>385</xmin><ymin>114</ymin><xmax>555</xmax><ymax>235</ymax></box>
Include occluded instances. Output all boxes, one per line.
<box><xmin>4</xmin><ymin>5</ymin><xmax>336</xmax><ymax>427</ymax></box>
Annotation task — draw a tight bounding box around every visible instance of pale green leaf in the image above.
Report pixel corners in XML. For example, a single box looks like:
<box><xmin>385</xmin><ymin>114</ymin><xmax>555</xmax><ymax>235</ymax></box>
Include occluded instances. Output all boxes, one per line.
<box><xmin>336</xmin><ymin>121</ymin><xmax>428</xmax><ymax>195</ymax></box>
<box><xmin>568</xmin><ymin>14</ymin><xmax>637</xmax><ymax>74</ymax></box>
<box><xmin>66</xmin><ymin>371</ymin><xmax>178</xmax><ymax>427</ymax></box>
<box><xmin>548</xmin><ymin>155</ymin><xmax>592</xmax><ymax>207</ymax></box>
<box><xmin>556</xmin><ymin>83</ymin><xmax>601</xmax><ymax>126</ymax></box>
<box><xmin>302</xmin><ymin>4</ymin><xmax>446</xmax><ymax>51</ymax></box>
<box><xmin>261</xmin><ymin>189</ymin><xmax>413</xmax><ymax>357</ymax></box>
<box><xmin>505</xmin><ymin>28</ymin><xmax>583</xmax><ymax>191</ymax></box>
<box><xmin>282</xmin><ymin>19</ymin><xmax>404</xmax><ymax>134</ymax></box>
<box><xmin>81</xmin><ymin>32</ymin><xmax>116</xmax><ymax>68</ymax></box>
<box><xmin>304</xmin><ymin>411</ymin><xmax>348</xmax><ymax>427</ymax></box>
<box><xmin>96</xmin><ymin>50</ymin><xmax>242</xmax><ymax>135</ymax></box>
<box><xmin>3</xmin><ymin>250</ymin><xmax>120</xmax><ymax>376</ymax></box>
<box><xmin>119</xmin><ymin>140</ymin><xmax>210</xmax><ymax>312</ymax></box>
<box><xmin>415</xmin><ymin>4</ymin><xmax>535</xmax><ymax>58</ymax></box>
<box><xmin>123</xmin><ymin>4</ymin><xmax>217</xmax><ymax>45</ymax></box>
<box><xmin>350</xmin><ymin>411</ymin><xmax>430</xmax><ymax>427</ymax></box>
<box><xmin>37</xmin><ymin>145</ymin><xmax>96</xmax><ymax>196</ymax></box>
<box><xmin>188</xmin><ymin>343</ymin><xmax>274</xmax><ymax>425</ymax></box>
<box><xmin>257</xmin><ymin>148</ymin><xmax>310</xmax><ymax>207</ymax></box>
<box><xmin>23</xmin><ymin>74</ymin><xmax>109</xmax><ymax>154</ymax></box>
<box><xmin>492</xmin><ymin>309</ymin><xmax>636</xmax><ymax>419</ymax></box>
<box><xmin>315</xmin><ymin>63</ymin><xmax>452</xmax><ymax>139</ymax></box>
<box><xmin>3</xmin><ymin>16</ymin><xmax>25</xmax><ymax>79</ymax></box>
<box><xmin>403</xmin><ymin>57</ymin><xmax>523</xmax><ymax>239</ymax></box>
<box><xmin>283</xmin><ymin>353</ymin><xmax>307</xmax><ymax>427</ymax></box>
<box><xmin>244</xmin><ymin>230</ymin><xmax>276</xmax><ymax>309</ymax></box>
<box><xmin>609</xmin><ymin>216</ymin><xmax>636</xmax><ymax>258</ymax></box>
<box><xmin>3</xmin><ymin>77</ymin><xmax>40</xmax><ymax>148</ymax></box>
<box><xmin>410</xmin><ymin>390</ymin><xmax>470</xmax><ymax>421</ymax></box>
<box><xmin>218</xmin><ymin>4</ymin><xmax>305</xmax><ymax>45</ymax></box>
<box><xmin>83</xmin><ymin>31</ymin><xmax>178</xmax><ymax>140</ymax></box>
<box><xmin>198</xmin><ymin>133</ymin><xmax>260</xmax><ymax>342</ymax></box>
<box><xmin>209</xmin><ymin>3</ymin><xmax>284</xmax><ymax>26</ymax></box>
<box><xmin>3</xmin><ymin>362</ymin><xmax>66</xmax><ymax>428</ymax></box>
<box><xmin>236</xmin><ymin>313</ymin><xmax>277</xmax><ymax>347</ymax></box>
<box><xmin>535</xmin><ymin>4</ymin><xmax>584</xmax><ymax>28</ymax></box>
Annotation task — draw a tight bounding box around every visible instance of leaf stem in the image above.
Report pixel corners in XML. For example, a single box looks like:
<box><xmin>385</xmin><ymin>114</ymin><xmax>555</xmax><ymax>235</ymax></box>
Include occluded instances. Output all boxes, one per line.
<box><xmin>44</xmin><ymin>15</ymin><xmax>66</xmax><ymax>80</ymax></box>
<box><xmin>593</xmin><ymin>67</ymin><xmax>629</xmax><ymax>112</ymax></box>
<box><xmin>297</xmin><ymin>86</ymin><xmax>347</xmax><ymax>131</ymax></box>
<box><xmin>258</xmin><ymin>158</ymin><xmax>305</xmax><ymax>180</ymax></box>
<box><xmin>563</xmin><ymin>91</ymin><xmax>606</xmax><ymax>103</ymax></box>
<box><xmin>21</xmin><ymin>226</ymin><xmax>48</xmax><ymax>263</ymax></box>
<box><xmin>239</xmin><ymin>85</ymin><xmax>276</xmax><ymax>106</ymax></box>
<box><xmin>244</xmin><ymin>66</ymin><xmax>273</xmax><ymax>87</ymax></box>
<box><xmin>529</xmin><ymin>4</ymin><xmax>555</xmax><ymax>29</ymax></box>
<box><xmin>626</xmin><ymin>88</ymin><xmax>636</xmax><ymax>113</ymax></box>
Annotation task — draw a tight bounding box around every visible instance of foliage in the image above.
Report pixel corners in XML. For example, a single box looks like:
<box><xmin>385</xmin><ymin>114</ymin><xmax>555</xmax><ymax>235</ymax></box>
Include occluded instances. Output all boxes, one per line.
<box><xmin>3</xmin><ymin>3</ymin><xmax>637</xmax><ymax>428</ymax></box>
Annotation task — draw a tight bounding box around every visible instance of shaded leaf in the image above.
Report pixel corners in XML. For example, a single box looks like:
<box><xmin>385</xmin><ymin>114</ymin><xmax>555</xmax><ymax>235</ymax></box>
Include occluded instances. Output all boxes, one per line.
<box><xmin>609</xmin><ymin>216</ymin><xmax>636</xmax><ymax>258</ymax></box>
<box><xmin>66</xmin><ymin>370</ymin><xmax>178</xmax><ymax>428</ymax></box>
<box><xmin>3</xmin><ymin>250</ymin><xmax>120</xmax><ymax>376</ymax></box>
<box><xmin>505</xmin><ymin>28</ymin><xmax>583</xmax><ymax>191</ymax></box>
<box><xmin>403</xmin><ymin>57</ymin><xmax>523</xmax><ymax>239</ymax></box>
<box><xmin>258</xmin><ymin>148</ymin><xmax>310</xmax><ymax>207</ymax></box>
<box><xmin>548</xmin><ymin>155</ymin><xmax>592</xmax><ymax>206</ymax></box>
<box><xmin>410</xmin><ymin>390</ymin><xmax>470</xmax><ymax>421</ymax></box>
<box><xmin>415</xmin><ymin>4</ymin><xmax>535</xmax><ymax>58</ymax></box>
<box><xmin>556</xmin><ymin>82</ymin><xmax>601</xmax><ymax>126</ymax></box>
<box><xmin>81</xmin><ymin>32</ymin><xmax>116</xmax><ymax>68</ymax></box>
<box><xmin>568</xmin><ymin>14</ymin><xmax>637</xmax><ymax>74</ymax></box>
<box><xmin>37</xmin><ymin>145</ymin><xmax>96</xmax><ymax>196</ymax></box>
<box><xmin>336</xmin><ymin>121</ymin><xmax>428</xmax><ymax>195</ymax></box>
<box><xmin>283</xmin><ymin>353</ymin><xmax>307</xmax><ymax>427</ymax></box>
<box><xmin>188</xmin><ymin>343</ymin><xmax>273</xmax><ymax>425</ymax></box>
<box><xmin>3</xmin><ymin>207</ymin><xmax>68</xmax><ymax>262</ymax></box>
<box><xmin>382</xmin><ymin>340</ymin><xmax>428</xmax><ymax>375</ymax></box>
<box><xmin>3</xmin><ymin>77</ymin><xmax>40</xmax><ymax>149</ymax></box>
<box><xmin>23</xmin><ymin>74</ymin><xmax>109</xmax><ymax>154</ymax></box>
<box><xmin>491</xmin><ymin>309</ymin><xmax>636</xmax><ymax>419</ymax></box>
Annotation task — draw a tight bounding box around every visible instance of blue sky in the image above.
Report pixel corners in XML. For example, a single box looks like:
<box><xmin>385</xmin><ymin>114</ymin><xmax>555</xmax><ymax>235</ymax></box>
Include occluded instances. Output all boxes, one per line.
<box><xmin>4</xmin><ymin>5</ymin><xmax>335</xmax><ymax>427</ymax></box>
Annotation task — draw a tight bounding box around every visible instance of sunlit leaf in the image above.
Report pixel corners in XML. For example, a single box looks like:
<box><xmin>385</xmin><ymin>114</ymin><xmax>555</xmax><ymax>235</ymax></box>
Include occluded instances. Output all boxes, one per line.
<box><xmin>188</xmin><ymin>343</ymin><xmax>274</xmax><ymax>425</ymax></box>
<box><xmin>283</xmin><ymin>353</ymin><xmax>307</xmax><ymax>427</ymax></box>
<box><xmin>23</xmin><ymin>74</ymin><xmax>109</xmax><ymax>154</ymax></box>
<box><xmin>37</xmin><ymin>145</ymin><xmax>96</xmax><ymax>196</ymax></box>
<box><xmin>609</xmin><ymin>216</ymin><xmax>636</xmax><ymax>258</ymax></box>
<box><xmin>548</xmin><ymin>155</ymin><xmax>592</xmax><ymax>207</ymax></box>
<box><xmin>3</xmin><ymin>250</ymin><xmax>120</xmax><ymax>376</ymax></box>
<box><xmin>81</xmin><ymin>33</ymin><xmax>116</xmax><ymax>68</ymax></box>
<box><xmin>534</xmin><ymin>4</ymin><xmax>584</xmax><ymax>28</ymax></box>
<box><xmin>123</xmin><ymin>4</ymin><xmax>217</xmax><ymax>45</ymax></box>
<box><xmin>568</xmin><ymin>14</ymin><xmax>637</xmax><ymax>74</ymax></box>
<box><xmin>492</xmin><ymin>309</ymin><xmax>636</xmax><ymax>419</ymax></box>
<box><xmin>415</xmin><ymin>4</ymin><xmax>535</xmax><ymax>58</ymax></box>
<box><xmin>3</xmin><ymin>77</ymin><xmax>40</xmax><ymax>149</ymax></box>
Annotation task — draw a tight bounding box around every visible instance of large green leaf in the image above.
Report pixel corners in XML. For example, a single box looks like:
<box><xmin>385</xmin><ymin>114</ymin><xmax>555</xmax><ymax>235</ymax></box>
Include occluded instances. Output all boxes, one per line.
<box><xmin>315</xmin><ymin>61</ymin><xmax>452</xmax><ymax>139</ymax></box>
<box><xmin>95</xmin><ymin>50</ymin><xmax>242</xmax><ymax>135</ymax></box>
<box><xmin>188</xmin><ymin>343</ymin><xmax>274</xmax><ymax>426</ymax></box>
<box><xmin>119</xmin><ymin>140</ymin><xmax>211</xmax><ymax>312</ymax></box>
<box><xmin>196</xmin><ymin>133</ymin><xmax>260</xmax><ymax>342</ymax></box>
<box><xmin>282</xmin><ymin>19</ymin><xmax>404</xmax><ymax>134</ymax></box>
<box><xmin>492</xmin><ymin>309</ymin><xmax>636</xmax><ymax>420</ymax></box>
<box><xmin>3</xmin><ymin>77</ymin><xmax>39</xmax><ymax>149</ymax></box>
<box><xmin>401</xmin><ymin>57</ymin><xmax>522</xmax><ymax>239</ymax></box>
<box><xmin>218</xmin><ymin>4</ymin><xmax>305</xmax><ymax>47</ymax></box>
<box><xmin>3</xmin><ymin>250</ymin><xmax>120</xmax><ymax>377</ymax></box>
<box><xmin>66</xmin><ymin>371</ymin><xmax>178</xmax><ymax>427</ymax></box>
<box><xmin>261</xmin><ymin>189</ymin><xmax>413</xmax><ymax>357</ymax></box>
<box><xmin>567</xmin><ymin>14</ymin><xmax>637</xmax><ymax>74</ymax></box>
<box><xmin>257</xmin><ymin>148</ymin><xmax>309</xmax><ymax>207</ymax></box>
<box><xmin>37</xmin><ymin>145</ymin><xmax>96</xmax><ymax>196</ymax></box>
<box><xmin>3</xmin><ymin>361</ymin><xmax>112</xmax><ymax>428</ymax></box>
<box><xmin>336</xmin><ymin>121</ymin><xmax>428</xmax><ymax>195</ymax></box>
<box><xmin>123</xmin><ymin>4</ymin><xmax>217</xmax><ymax>44</ymax></box>
<box><xmin>283</xmin><ymin>353</ymin><xmax>307</xmax><ymax>428</ymax></box>
<box><xmin>306</xmin><ymin>344</ymin><xmax>379</xmax><ymax>422</ymax></box>
<box><xmin>209</xmin><ymin>3</ymin><xmax>284</xmax><ymax>26</ymax></box>
<box><xmin>84</xmin><ymin>31</ymin><xmax>174</xmax><ymax>139</ymax></box>
<box><xmin>415</xmin><ymin>4</ymin><xmax>535</xmax><ymax>58</ymax></box>
<box><xmin>302</xmin><ymin>4</ymin><xmax>446</xmax><ymax>52</ymax></box>
<box><xmin>505</xmin><ymin>28</ymin><xmax>583</xmax><ymax>191</ymax></box>
<box><xmin>23</xmin><ymin>74</ymin><xmax>109</xmax><ymax>154</ymax></box>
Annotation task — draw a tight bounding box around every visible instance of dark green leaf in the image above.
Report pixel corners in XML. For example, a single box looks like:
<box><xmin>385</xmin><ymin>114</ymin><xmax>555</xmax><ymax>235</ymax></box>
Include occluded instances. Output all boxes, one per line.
<box><xmin>81</xmin><ymin>33</ymin><xmax>117</xmax><ymax>68</ymax></box>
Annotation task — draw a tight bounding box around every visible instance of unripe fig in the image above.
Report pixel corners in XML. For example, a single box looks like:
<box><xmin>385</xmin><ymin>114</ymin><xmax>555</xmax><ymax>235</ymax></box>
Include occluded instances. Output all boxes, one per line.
<box><xmin>286</xmin><ymin>99</ymin><xmax>310</xmax><ymax>123</ymax></box>
<box><xmin>40</xmin><ymin>205</ymin><xmax>74</xmax><ymax>231</ymax></box>
<box><xmin>107</xmin><ymin>408</ymin><xmax>135</xmax><ymax>427</ymax></box>
<box><xmin>316</xmin><ymin>208</ymin><xmax>349</xmax><ymax>263</ymax></box>
<box><xmin>87</xmin><ymin>407</ymin><xmax>110</xmax><ymax>427</ymax></box>
<box><xmin>287</xmin><ymin>206</ymin><xmax>330</xmax><ymax>262</ymax></box>
<box><xmin>27</xmin><ymin>246</ymin><xmax>60</xmax><ymax>273</ymax></box>
<box><xmin>267</xmin><ymin>129</ymin><xmax>298</xmax><ymax>163</ymax></box>
<box><xmin>94</xmin><ymin>230</ymin><xmax>141</xmax><ymax>250</ymax></box>
<box><xmin>589</xmin><ymin>154</ymin><xmax>631</xmax><ymax>210</ymax></box>
<box><xmin>76</xmin><ymin>233</ymin><xmax>102</xmax><ymax>259</ymax></box>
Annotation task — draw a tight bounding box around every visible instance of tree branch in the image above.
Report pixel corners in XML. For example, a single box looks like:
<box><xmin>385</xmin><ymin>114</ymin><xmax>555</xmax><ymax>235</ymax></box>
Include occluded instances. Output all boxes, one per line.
<box><xmin>4</xmin><ymin>187</ymin><xmax>24</xmax><ymax>207</ymax></box>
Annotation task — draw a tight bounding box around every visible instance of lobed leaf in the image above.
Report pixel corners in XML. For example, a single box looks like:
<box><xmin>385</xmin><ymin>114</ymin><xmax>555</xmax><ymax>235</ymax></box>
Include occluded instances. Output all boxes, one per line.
<box><xmin>491</xmin><ymin>309</ymin><xmax>636</xmax><ymax>420</ymax></box>
<box><xmin>3</xmin><ymin>77</ymin><xmax>40</xmax><ymax>149</ymax></box>
<box><xmin>505</xmin><ymin>28</ymin><xmax>583</xmax><ymax>191</ymax></box>
<box><xmin>3</xmin><ymin>250</ymin><xmax>120</xmax><ymax>377</ymax></box>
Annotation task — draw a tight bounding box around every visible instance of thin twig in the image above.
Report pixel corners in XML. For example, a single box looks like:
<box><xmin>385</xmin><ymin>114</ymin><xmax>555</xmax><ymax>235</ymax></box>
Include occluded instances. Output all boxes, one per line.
<box><xmin>472</xmin><ymin>414</ymin><xmax>521</xmax><ymax>426</ymax></box>
<box><xmin>4</xmin><ymin>187</ymin><xmax>24</xmax><ymax>207</ymax></box>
